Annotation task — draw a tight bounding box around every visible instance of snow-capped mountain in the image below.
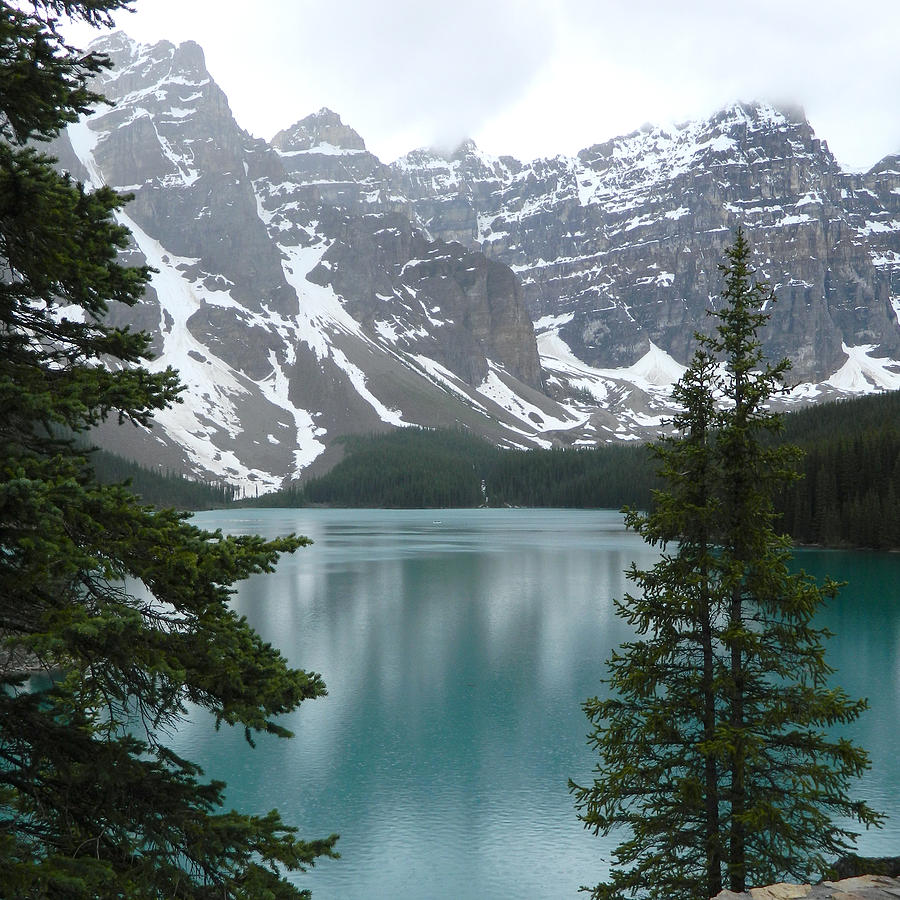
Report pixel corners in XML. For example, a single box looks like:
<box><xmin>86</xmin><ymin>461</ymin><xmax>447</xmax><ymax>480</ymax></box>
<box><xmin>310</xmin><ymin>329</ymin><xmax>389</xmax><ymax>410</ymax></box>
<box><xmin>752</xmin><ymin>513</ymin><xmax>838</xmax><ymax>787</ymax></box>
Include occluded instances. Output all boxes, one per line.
<box><xmin>55</xmin><ymin>33</ymin><xmax>900</xmax><ymax>491</ymax></box>
<box><xmin>394</xmin><ymin>105</ymin><xmax>900</xmax><ymax>385</ymax></box>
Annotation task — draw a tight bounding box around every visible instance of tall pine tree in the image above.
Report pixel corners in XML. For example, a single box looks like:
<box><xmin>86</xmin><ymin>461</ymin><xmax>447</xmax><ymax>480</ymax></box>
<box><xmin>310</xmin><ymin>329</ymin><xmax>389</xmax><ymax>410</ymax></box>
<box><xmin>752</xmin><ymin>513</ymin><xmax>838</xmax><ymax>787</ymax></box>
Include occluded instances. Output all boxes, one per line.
<box><xmin>0</xmin><ymin>3</ymin><xmax>337</xmax><ymax>896</ymax></box>
<box><xmin>571</xmin><ymin>231</ymin><xmax>881</xmax><ymax>900</ymax></box>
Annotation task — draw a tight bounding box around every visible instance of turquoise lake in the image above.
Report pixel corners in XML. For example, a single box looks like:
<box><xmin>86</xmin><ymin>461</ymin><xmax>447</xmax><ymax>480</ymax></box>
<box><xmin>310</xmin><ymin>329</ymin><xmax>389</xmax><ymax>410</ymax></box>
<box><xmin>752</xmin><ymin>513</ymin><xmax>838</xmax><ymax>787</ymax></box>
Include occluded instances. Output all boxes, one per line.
<box><xmin>178</xmin><ymin>508</ymin><xmax>900</xmax><ymax>899</ymax></box>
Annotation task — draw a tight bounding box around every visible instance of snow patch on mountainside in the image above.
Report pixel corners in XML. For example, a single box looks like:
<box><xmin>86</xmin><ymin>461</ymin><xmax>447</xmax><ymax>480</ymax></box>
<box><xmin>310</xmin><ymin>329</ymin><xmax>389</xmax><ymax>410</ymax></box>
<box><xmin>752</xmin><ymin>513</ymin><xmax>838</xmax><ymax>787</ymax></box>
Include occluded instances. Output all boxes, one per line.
<box><xmin>826</xmin><ymin>344</ymin><xmax>900</xmax><ymax>392</ymax></box>
<box><xmin>252</xmin><ymin>182</ymin><xmax>416</xmax><ymax>429</ymax></box>
<box><xmin>110</xmin><ymin>211</ymin><xmax>290</xmax><ymax>489</ymax></box>
<box><xmin>331</xmin><ymin>347</ymin><xmax>409</xmax><ymax>427</ymax></box>
<box><xmin>277</xmin><ymin>242</ymin><xmax>365</xmax><ymax>358</ymax></box>
<box><xmin>410</xmin><ymin>355</ymin><xmax>489</xmax><ymax>411</ymax></box>
<box><xmin>69</xmin><ymin>109</ymin><xmax>326</xmax><ymax>488</ymax></box>
<box><xmin>538</xmin><ymin>322</ymin><xmax>686</xmax><ymax>400</ymax></box>
<box><xmin>477</xmin><ymin>364</ymin><xmax>587</xmax><ymax>434</ymax></box>
<box><xmin>275</xmin><ymin>143</ymin><xmax>366</xmax><ymax>157</ymax></box>
<box><xmin>259</xmin><ymin>350</ymin><xmax>326</xmax><ymax>471</ymax></box>
<box><xmin>621</xmin><ymin>343</ymin><xmax>689</xmax><ymax>389</ymax></box>
<box><xmin>66</xmin><ymin>118</ymin><xmax>102</xmax><ymax>187</ymax></box>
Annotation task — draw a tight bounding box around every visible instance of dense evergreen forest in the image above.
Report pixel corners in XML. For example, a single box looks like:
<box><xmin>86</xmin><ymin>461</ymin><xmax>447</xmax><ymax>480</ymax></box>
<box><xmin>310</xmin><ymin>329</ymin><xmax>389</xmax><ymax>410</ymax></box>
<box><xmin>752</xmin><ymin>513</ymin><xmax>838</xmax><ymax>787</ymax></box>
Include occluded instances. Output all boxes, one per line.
<box><xmin>90</xmin><ymin>448</ymin><xmax>237</xmax><ymax>508</ymax></box>
<box><xmin>260</xmin><ymin>390</ymin><xmax>900</xmax><ymax>550</ymax></box>
<box><xmin>265</xmin><ymin>429</ymin><xmax>659</xmax><ymax>511</ymax></box>
<box><xmin>774</xmin><ymin>391</ymin><xmax>900</xmax><ymax>549</ymax></box>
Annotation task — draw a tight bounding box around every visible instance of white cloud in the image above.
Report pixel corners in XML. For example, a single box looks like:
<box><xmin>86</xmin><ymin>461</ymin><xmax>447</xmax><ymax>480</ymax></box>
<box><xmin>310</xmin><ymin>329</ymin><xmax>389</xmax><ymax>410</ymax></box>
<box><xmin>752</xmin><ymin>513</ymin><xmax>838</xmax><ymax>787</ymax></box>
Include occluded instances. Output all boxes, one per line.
<box><xmin>62</xmin><ymin>0</ymin><xmax>900</xmax><ymax>170</ymax></box>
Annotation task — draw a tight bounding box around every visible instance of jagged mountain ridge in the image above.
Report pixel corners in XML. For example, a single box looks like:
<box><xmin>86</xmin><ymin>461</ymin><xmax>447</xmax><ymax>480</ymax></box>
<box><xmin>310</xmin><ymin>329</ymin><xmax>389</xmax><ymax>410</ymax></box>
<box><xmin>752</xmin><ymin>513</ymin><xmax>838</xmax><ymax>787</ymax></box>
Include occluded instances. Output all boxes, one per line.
<box><xmin>393</xmin><ymin>105</ymin><xmax>900</xmax><ymax>385</ymax></box>
<box><xmin>55</xmin><ymin>32</ymin><xmax>900</xmax><ymax>491</ymax></box>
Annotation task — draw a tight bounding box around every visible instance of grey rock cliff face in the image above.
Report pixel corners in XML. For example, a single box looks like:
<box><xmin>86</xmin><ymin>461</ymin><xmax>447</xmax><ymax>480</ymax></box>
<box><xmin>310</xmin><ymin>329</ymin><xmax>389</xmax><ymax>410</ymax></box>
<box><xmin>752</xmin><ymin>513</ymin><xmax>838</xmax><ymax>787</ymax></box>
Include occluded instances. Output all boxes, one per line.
<box><xmin>270</xmin><ymin>109</ymin><xmax>394</xmax><ymax>210</ymax></box>
<box><xmin>273</xmin><ymin>108</ymin><xmax>367</xmax><ymax>152</ymax></box>
<box><xmin>258</xmin><ymin>109</ymin><xmax>542</xmax><ymax>389</ymax></box>
<box><xmin>393</xmin><ymin>104</ymin><xmax>900</xmax><ymax>382</ymax></box>
<box><xmin>80</xmin><ymin>34</ymin><xmax>296</xmax><ymax>316</ymax></box>
<box><xmin>307</xmin><ymin>210</ymin><xmax>541</xmax><ymax>388</ymax></box>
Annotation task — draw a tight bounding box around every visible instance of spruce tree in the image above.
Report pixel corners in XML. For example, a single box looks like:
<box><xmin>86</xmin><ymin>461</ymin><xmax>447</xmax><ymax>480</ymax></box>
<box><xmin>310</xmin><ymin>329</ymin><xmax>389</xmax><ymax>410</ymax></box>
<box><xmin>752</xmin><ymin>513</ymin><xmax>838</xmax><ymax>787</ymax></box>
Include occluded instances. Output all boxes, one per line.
<box><xmin>571</xmin><ymin>231</ymin><xmax>881</xmax><ymax>900</ymax></box>
<box><xmin>0</xmin><ymin>3</ymin><xmax>336</xmax><ymax>896</ymax></box>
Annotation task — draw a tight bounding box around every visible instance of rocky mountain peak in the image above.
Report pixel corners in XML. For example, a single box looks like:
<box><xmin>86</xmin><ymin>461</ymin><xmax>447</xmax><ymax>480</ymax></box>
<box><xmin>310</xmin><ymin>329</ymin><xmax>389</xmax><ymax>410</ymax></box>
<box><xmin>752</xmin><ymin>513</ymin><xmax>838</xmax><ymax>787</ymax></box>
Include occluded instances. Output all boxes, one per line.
<box><xmin>574</xmin><ymin>99</ymin><xmax>833</xmax><ymax>192</ymax></box>
<box><xmin>86</xmin><ymin>30</ymin><xmax>141</xmax><ymax>66</ymax></box>
<box><xmin>85</xmin><ymin>32</ymin><xmax>235</xmax><ymax>158</ymax></box>
<box><xmin>450</xmin><ymin>139</ymin><xmax>516</xmax><ymax>179</ymax></box>
<box><xmin>396</xmin><ymin>138</ymin><xmax>501</xmax><ymax>172</ymax></box>
<box><xmin>87</xmin><ymin>32</ymin><xmax>211</xmax><ymax>98</ymax></box>
<box><xmin>272</xmin><ymin>108</ymin><xmax>367</xmax><ymax>153</ymax></box>
<box><xmin>171</xmin><ymin>39</ymin><xmax>207</xmax><ymax>72</ymax></box>
<box><xmin>716</xmin><ymin>99</ymin><xmax>797</xmax><ymax>126</ymax></box>
<box><xmin>448</xmin><ymin>138</ymin><xmax>494</xmax><ymax>166</ymax></box>
<box><xmin>869</xmin><ymin>153</ymin><xmax>900</xmax><ymax>177</ymax></box>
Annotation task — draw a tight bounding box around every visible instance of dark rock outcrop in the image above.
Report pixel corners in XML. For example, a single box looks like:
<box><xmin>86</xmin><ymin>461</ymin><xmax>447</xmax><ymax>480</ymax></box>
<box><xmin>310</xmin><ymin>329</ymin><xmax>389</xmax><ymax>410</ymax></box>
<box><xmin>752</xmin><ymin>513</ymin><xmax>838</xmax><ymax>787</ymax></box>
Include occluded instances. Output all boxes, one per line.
<box><xmin>713</xmin><ymin>873</ymin><xmax>900</xmax><ymax>898</ymax></box>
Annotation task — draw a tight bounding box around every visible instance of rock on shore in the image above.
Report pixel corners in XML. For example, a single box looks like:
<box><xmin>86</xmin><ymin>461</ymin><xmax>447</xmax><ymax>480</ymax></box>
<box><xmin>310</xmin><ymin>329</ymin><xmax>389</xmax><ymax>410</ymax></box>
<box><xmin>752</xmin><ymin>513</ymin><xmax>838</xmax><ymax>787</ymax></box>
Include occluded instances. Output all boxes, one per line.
<box><xmin>714</xmin><ymin>874</ymin><xmax>900</xmax><ymax>898</ymax></box>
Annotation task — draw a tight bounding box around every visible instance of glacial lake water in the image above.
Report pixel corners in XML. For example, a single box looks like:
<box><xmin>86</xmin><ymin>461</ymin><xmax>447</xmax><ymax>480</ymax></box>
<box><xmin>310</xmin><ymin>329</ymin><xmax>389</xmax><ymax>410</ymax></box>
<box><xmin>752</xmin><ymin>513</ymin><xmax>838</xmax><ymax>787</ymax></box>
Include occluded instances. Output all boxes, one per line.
<box><xmin>178</xmin><ymin>508</ymin><xmax>900</xmax><ymax>900</ymax></box>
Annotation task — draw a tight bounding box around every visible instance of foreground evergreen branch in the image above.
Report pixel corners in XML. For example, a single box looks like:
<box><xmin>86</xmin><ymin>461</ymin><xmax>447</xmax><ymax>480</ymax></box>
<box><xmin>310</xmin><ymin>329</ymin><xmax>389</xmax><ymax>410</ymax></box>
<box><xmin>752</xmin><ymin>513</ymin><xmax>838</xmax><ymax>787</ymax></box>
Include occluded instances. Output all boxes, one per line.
<box><xmin>0</xmin><ymin>3</ymin><xmax>337</xmax><ymax>895</ymax></box>
<box><xmin>571</xmin><ymin>231</ymin><xmax>882</xmax><ymax>900</ymax></box>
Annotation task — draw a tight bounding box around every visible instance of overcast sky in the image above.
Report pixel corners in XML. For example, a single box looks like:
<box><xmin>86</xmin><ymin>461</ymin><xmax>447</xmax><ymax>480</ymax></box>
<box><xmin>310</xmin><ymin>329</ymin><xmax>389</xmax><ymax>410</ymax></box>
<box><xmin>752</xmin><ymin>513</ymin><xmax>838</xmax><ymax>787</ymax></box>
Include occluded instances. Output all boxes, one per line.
<box><xmin>64</xmin><ymin>0</ymin><xmax>900</xmax><ymax>171</ymax></box>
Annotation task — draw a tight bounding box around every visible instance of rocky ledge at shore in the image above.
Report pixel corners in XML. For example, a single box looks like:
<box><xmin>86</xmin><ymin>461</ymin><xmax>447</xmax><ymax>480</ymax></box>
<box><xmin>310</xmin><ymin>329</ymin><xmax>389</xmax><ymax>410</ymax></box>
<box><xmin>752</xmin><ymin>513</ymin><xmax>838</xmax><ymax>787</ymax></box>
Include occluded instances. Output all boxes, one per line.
<box><xmin>714</xmin><ymin>874</ymin><xmax>900</xmax><ymax>899</ymax></box>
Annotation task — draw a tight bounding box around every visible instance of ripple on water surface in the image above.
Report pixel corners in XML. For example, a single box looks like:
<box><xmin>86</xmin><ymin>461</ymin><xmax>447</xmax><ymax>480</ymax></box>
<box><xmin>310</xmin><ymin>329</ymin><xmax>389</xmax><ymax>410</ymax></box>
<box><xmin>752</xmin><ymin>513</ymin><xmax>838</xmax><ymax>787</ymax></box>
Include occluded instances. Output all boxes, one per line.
<box><xmin>179</xmin><ymin>509</ymin><xmax>900</xmax><ymax>899</ymax></box>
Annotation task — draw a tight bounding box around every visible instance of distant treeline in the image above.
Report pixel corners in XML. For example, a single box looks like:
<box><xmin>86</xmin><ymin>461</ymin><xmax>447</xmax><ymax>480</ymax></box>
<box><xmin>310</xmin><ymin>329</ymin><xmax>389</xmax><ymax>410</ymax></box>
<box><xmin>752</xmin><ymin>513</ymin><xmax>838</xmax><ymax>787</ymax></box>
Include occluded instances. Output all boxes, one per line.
<box><xmin>90</xmin><ymin>448</ymin><xmax>238</xmax><ymax>509</ymax></box>
<box><xmin>88</xmin><ymin>390</ymin><xmax>900</xmax><ymax>550</ymax></box>
<box><xmin>264</xmin><ymin>391</ymin><xmax>900</xmax><ymax>550</ymax></box>
<box><xmin>268</xmin><ymin>428</ymin><xmax>660</xmax><ymax>510</ymax></box>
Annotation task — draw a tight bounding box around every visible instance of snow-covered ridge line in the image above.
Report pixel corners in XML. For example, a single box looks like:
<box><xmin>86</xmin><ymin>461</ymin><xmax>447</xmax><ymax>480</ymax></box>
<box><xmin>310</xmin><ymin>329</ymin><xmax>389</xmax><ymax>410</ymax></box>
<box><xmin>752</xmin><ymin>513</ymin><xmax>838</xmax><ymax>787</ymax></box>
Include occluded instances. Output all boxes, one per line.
<box><xmin>275</xmin><ymin>144</ymin><xmax>367</xmax><ymax>158</ymax></box>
